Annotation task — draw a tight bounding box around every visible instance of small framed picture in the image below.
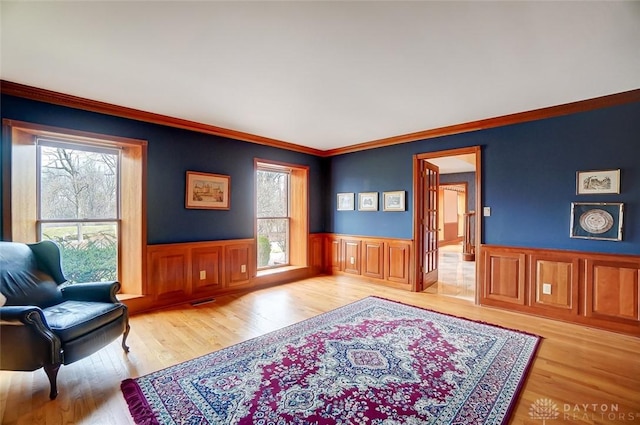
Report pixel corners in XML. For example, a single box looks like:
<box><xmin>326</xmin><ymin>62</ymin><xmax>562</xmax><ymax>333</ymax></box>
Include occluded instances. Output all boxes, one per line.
<box><xmin>337</xmin><ymin>192</ymin><xmax>355</xmax><ymax>211</ymax></box>
<box><xmin>358</xmin><ymin>192</ymin><xmax>378</xmax><ymax>211</ymax></box>
<box><xmin>185</xmin><ymin>171</ymin><xmax>230</xmax><ymax>210</ymax></box>
<box><xmin>570</xmin><ymin>202</ymin><xmax>623</xmax><ymax>241</ymax></box>
<box><xmin>576</xmin><ymin>169</ymin><xmax>620</xmax><ymax>195</ymax></box>
<box><xmin>383</xmin><ymin>191</ymin><xmax>406</xmax><ymax>211</ymax></box>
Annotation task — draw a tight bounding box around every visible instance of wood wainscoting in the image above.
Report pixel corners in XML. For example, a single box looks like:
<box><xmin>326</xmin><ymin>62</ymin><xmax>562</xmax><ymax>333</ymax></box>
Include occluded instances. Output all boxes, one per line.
<box><xmin>125</xmin><ymin>235</ymin><xmax>327</xmax><ymax>313</ymax></box>
<box><xmin>480</xmin><ymin>244</ymin><xmax>640</xmax><ymax>336</ymax></box>
<box><xmin>145</xmin><ymin>239</ymin><xmax>255</xmax><ymax>311</ymax></box>
<box><xmin>324</xmin><ymin>234</ymin><xmax>413</xmax><ymax>290</ymax></box>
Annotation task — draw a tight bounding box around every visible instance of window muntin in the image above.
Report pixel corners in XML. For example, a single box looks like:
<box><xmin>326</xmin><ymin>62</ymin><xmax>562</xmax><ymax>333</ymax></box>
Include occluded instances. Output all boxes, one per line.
<box><xmin>256</xmin><ymin>165</ymin><xmax>290</xmax><ymax>269</ymax></box>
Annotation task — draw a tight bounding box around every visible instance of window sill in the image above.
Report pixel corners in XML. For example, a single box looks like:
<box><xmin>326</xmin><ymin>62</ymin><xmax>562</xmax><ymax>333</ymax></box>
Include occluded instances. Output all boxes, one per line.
<box><xmin>117</xmin><ymin>293</ymin><xmax>145</xmax><ymax>301</ymax></box>
<box><xmin>256</xmin><ymin>265</ymin><xmax>306</xmax><ymax>278</ymax></box>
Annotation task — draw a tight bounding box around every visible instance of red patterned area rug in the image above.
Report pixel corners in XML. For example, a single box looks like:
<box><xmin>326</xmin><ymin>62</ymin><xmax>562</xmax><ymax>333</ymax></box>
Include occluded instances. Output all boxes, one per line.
<box><xmin>121</xmin><ymin>296</ymin><xmax>540</xmax><ymax>424</ymax></box>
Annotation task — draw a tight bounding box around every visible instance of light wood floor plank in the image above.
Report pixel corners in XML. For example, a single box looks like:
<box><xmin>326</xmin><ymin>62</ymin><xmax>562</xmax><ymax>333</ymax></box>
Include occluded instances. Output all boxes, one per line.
<box><xmin>1</xmin><ymin>275</ymin><xmax>639</xmax><ymax>424</ymax></box>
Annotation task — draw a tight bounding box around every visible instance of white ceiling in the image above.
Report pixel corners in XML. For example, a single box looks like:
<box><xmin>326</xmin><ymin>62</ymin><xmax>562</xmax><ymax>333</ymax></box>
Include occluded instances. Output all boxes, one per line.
<box><xmin>2</xmin><ymin>2</ymin><xmax>639</xmax><ymax>152</ymax></box>
<box><xmin>428</xmin><ymin>154</ymin><xmax>476</xmax><ymax>175</ymax></box>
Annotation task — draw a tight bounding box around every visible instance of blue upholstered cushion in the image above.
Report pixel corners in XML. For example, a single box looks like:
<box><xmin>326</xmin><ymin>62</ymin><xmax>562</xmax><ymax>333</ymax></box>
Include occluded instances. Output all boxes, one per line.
<box><xmin>43</xmin><ymin>300</ymin><xmax>125</xmax><ymax>342</ymax></box>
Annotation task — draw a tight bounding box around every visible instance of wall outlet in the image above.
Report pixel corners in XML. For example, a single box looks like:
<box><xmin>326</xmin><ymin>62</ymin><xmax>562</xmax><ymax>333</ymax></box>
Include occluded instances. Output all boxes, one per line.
<box><xmin>350</xmin><ymin>257</ymin><xmax>355</xmax><ymax>265</ymax></box>
<box><xmin>241</xmin><ymin>264</ymin><xmax>246</xmax><ymax>273</ymax></box>
<box><xmin>542</xmin><ymin>283</ymin><xmax>552</xmax><ymax>295</ymax></box>
<box><xmin>199</xmin><ymin>270</ymin><xmax>206</xmax><ymax>280</ymax></box>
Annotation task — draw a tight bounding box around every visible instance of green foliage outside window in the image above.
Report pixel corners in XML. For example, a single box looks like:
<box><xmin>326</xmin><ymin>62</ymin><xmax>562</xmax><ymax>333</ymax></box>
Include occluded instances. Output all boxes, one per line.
<box><xmin>46</xmin><ymin>232</ymin><xmax>117</xmax><ymax>283</ymax></box>
<box><xmin>257</xmin><ymin>235</ymin><xmax>271</xmax><ymax>268</ymax></box>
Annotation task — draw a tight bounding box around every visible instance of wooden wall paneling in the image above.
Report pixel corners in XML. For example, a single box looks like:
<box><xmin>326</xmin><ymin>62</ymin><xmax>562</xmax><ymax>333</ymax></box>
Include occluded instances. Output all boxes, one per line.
<box><xmin>585</xmin><ymin>259</ymin><xmax>640</xmax><ymax>325</ymax></box>
<box><xmin>481</xmin><ymin>248</ymin><xmax>526</xmax><ymax>305</ymax></box>
<box><xmin>309</xmin><ymin>234</ymin><xmax>324</xmax><ymax>275</ymax></box>
<box><xmin>342</xmin><ymin>239</ymin><xmax>361</xmax><ymax>275</ymax></box>
<box><xmin>530</xmin><ymin>254</ymin><xmax>579</xmax><ymax>314</ymax></box>
<box><xmin>326</xmin><ymin>236</ymin><xmax>342</xmax><ymax>273</ymax></box>
<box><xmin>324</xmin><ymin>234</ymin><xmax>412</xmax><ymax>288</ymax></box>
<box><xmin>362</xmin><ymin>240</ymin><xmax>384</xmax><ymax>279</ymax></box>
<box><xmin>137</xmin><ymin>238</ymin><xmax>640</xmax><ymax>336</ymax></box>
<box><xmin>480</xmin><ymin>245</ymin><xmax>640</xmax><ymax>336</ymax></box>
<box><xmin>225</xmin><ymin>243</ymin><xmax>252</xmax><ymax>288</ymax></box>
<box><xmin>386</xmin><ymin>241</ymin><xmax>410</xmax><ymax>285</ymax></box>
<box><xmin>148</xmin><ymin>247</ymin><xmax>190</xmax><ymax>301</ymax></box>
<box><xmin>191</xmin><ymin>246</ymin><xmax>223</xmax><ymax>294</ymax></box>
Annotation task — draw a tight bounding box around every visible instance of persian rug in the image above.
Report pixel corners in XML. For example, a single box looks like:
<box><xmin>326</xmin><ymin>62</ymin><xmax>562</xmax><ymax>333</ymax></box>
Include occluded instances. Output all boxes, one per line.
<box><xmin>121</xmin><ymin>296</ymin><xmax>540</xmax><ymax>425</ymax></box>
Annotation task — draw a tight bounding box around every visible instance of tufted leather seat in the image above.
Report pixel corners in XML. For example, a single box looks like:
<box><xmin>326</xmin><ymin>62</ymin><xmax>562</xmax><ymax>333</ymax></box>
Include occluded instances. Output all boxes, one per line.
<box><xmin>0</xmin><ymin>240</ymin><xmax>130</xmax><ymax>399</ymax></box>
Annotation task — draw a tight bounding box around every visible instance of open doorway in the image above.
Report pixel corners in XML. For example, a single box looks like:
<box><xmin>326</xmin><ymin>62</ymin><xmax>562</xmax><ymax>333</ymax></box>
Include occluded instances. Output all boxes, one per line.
<box><xmin>439</xmin><ymin>183</ymin><xmax>467</xmax><ymax>247</ymax></box>
<box><xmin>413</xmin><ymin>147</ymin><xmax>480</xmax><ymax>302</ymax></box>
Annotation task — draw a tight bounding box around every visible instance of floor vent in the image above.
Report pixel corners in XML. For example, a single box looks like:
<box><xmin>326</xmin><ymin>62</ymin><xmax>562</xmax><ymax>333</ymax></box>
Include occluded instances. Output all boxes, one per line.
<box><xmin>191</xmin><ymin>298</ymin><xmax>216</xmax><ymax>306</ymax></box>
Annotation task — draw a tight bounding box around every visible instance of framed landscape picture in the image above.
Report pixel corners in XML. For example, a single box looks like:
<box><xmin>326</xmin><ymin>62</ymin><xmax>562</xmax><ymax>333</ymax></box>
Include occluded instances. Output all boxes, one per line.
<box><xmin>358</xmin><ymin>192</ymin><xmax>378</xmax><ymax>211</ymax></box>
<box><xmin>337</xmin><ymin>192</ymin><xmax>355</xmax><ymax>211</ymax></box>
<box><xmin>576</xmin><ymin>169</ymin><xmax>620</xmax><ymax>195</ymax></box>
<box><xmin>186</xmin><ymin>171</ymin><xmax>230</xmax><ymax>210</ymax></box>
<box><xmin>383</xmin><ymin>191</ymin><xmax>406</xmax><ymax>211</ymax></box>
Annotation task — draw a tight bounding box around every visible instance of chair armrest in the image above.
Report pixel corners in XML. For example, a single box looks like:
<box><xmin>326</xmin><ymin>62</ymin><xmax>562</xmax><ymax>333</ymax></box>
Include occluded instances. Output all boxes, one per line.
<box><xmin>0</xmin><ymin>306</ymin><xmax>62</xmax><ymax>368</ymax></box>
<box><xmin>0</xmin><ymin>305</ymin><xmax>46</xmax><ymax>324</ymax></box>
<box><xmin>0</xmin><ymin>305</ymin><xmax>57</xmax><ymax>340</ymax></box>
<box><xmin>61</xmin><ymin>281</ymin><xmax>121</xmax><ymax>303</ymax></box>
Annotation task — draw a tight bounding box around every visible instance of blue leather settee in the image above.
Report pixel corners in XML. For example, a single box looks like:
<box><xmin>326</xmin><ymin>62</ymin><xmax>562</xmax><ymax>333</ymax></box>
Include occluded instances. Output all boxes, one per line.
<box><xmin>0</xmin><ymin>240</ymin><xmax>130</xmax><ymax>399</ymax></box>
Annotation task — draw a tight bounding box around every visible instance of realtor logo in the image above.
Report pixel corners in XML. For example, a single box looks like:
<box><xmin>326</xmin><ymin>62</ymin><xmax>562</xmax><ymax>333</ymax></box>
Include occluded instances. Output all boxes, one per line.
<box><xmin>530</xmin><ymin>398</ymin><xmax>560</xmax><ymax>423</ymax></box>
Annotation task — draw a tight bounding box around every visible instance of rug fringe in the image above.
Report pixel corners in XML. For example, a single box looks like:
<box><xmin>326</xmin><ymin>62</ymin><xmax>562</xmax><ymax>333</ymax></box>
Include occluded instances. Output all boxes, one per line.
<box><xmin>121</xmin><ymin>379</ymin><xmax>160</xmax><ymax>425</ymax></box>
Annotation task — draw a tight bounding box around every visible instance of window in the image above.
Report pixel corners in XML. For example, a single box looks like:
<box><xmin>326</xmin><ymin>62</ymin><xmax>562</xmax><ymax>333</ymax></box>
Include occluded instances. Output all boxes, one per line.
<box><xmin>4</xmin><ymin>119</ymin><xmax>146</xmax><ymax>294</ymax></box>
<box><xmin>256</xmin><ymin>165</ymin><xmax>290</xmax><ymax>269</ymax></box>
<box><xmin>255</xmin><ymin>159</ymin><xmax>309</xmax><ymax>272</ymax></box>
<box><xmin>37</xmin><ymin>138</ymin><xmax>120</xmax><ymax>282</ymax></box>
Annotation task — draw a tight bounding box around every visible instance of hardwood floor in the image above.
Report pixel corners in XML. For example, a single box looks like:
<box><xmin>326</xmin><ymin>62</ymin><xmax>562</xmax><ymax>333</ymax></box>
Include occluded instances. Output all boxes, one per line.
<box><xmin>430</xmin><ymin>243</ymin><xmax>476</xmax><ymax>301</ymax></box>
<box><xmin>1</xmin><ymin>275</ymin><xmax>639</xmax><ymax>424</ymax></box>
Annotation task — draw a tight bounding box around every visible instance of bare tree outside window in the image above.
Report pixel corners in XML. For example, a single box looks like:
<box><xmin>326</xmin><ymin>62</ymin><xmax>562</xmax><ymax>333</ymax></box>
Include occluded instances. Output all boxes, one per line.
<box><xmin>256</xmin><ymin>167</ymin><xmax>290</xmax><ymax>269</ymax></box>
<box><xmin>38</xmin><ymin>139</ymin><xmax>120</xmax><ymax>283</ymax></box>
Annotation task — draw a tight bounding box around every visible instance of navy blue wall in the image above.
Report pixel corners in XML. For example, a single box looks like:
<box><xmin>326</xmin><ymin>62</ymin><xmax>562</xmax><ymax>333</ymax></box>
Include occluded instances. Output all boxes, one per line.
<box><xmin>328</xmin><ymin>101</ymin><xmax>640</xmax><ymax>255</ymax></box>
<box><xmin>328</xmin><ymin>144</ymin><xmax>414</xmax><ymax>237</ymax></box>
<box><xmin>2</xmin><ymin>94</ymin><xmax>639</xmax><ymax>255</ymax></box>
<box><xmin>0</xmin><ymin>95</ymin><xmax>327</xmax><ymax>244</ymax></box>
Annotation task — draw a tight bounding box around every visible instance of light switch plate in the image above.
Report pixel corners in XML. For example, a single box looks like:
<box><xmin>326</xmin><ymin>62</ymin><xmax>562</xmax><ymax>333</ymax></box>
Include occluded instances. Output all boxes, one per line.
<box><xmin>483</xmin><ymin>207</ymin><xmax>491</xmax><ymax>217</ymax></box>
<box><xmin>199</xmin><ymin>270</ymin><xmax>206</xmax><ymax>280</ymax></box>
<box><xmin>542</xmin><ymin>283</ymin><xmax>552</xmax><ymax>295</ymax></box>
<box><xmin>241</xmin><ymin>264</ymin><xmax>246</xmax><ymax>273</ymax></box>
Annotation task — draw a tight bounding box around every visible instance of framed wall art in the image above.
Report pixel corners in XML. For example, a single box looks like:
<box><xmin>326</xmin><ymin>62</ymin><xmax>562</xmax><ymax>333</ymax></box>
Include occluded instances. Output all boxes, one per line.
<box><xmin>570</xmin><ymin>202</ymin><xmax>623</xmax><ymax>241</ymax></box>
<box><xmin>358</xmin><ymin>192</ymin><xmax>378</xmax><ymax>211</ymax></box>
<box><xmin>337</xmin><ymin>192</ymin><xmax>355</xmax><ymax>211</ymax></box>
<box><xmin>185</xmin><ymin>171</ymin><xmax>230</xmax><ymax>210</ymax></box>
<box><xmin>383</xmin><ymin>191</ymin><xmax>406</xmax><ymax>211</ymax></box>
<box><xmin>576</xmin><ymin>169</ymin><xmax>620</xmax><ymax>195</ymax></box>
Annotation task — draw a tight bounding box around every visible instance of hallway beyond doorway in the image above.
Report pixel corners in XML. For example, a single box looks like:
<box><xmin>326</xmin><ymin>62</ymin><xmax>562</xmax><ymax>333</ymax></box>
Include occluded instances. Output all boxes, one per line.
<box><xmin>425</xmin><ymin>243</ymin><xmax>475</xmax><ymax>301</ymax></box>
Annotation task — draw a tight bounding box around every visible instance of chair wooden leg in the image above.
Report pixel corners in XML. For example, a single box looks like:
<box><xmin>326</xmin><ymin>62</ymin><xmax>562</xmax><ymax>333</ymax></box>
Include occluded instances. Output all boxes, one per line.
<box><xmin>44</xmin><ymin>363</ymin><xmax>60</xmax><ymax>400</ymax></box>
<box><xmin>122</xmin><ymin>322</ymin><xmax>131</xmax><ymax>353</ymax></box>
